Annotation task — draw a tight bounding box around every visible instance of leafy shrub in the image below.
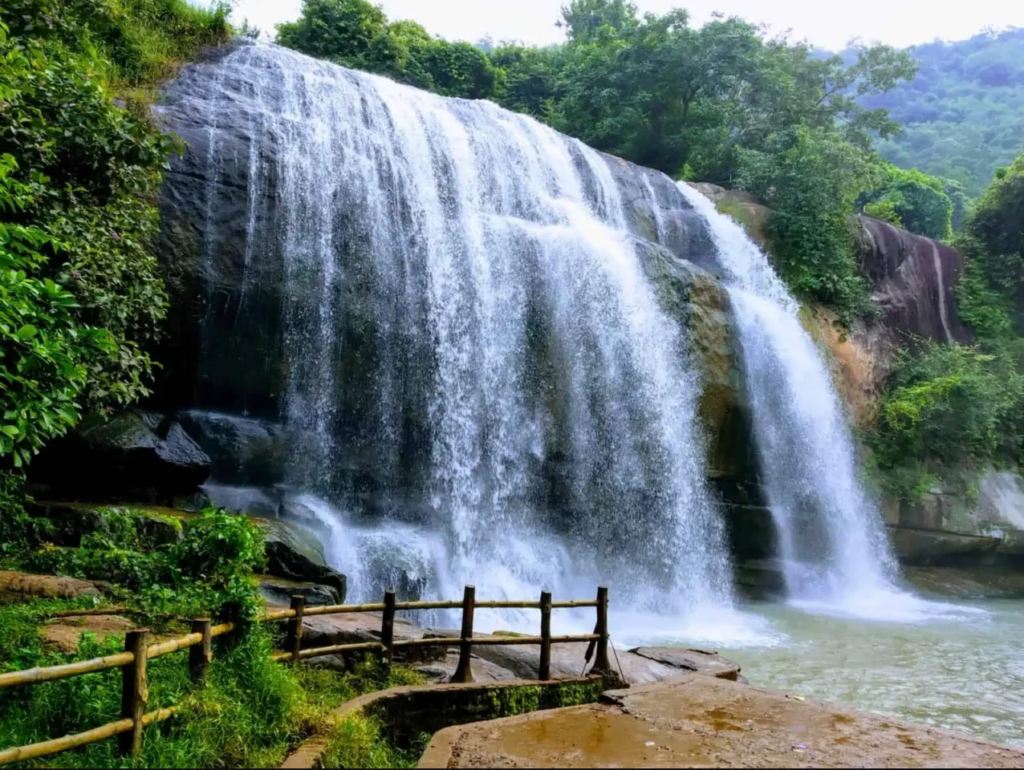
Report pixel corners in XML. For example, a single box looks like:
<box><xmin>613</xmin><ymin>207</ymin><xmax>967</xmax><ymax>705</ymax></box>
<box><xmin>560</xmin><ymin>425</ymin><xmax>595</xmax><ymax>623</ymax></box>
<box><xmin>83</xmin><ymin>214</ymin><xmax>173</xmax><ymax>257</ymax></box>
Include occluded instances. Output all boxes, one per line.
<box><xmin>964</xmin><ymin>154</ymin><xmax>1024</xmax><ymax>331</ymax></box>
<box><xmin>868</xmin><ymin>342</ymin><xmax>1024</xmax><ymax>498</ymax></box>
<box><xmin>736</xmin><ymin>127</ymin><xmax>881</xmax><ymax>323</ymax></box>
<box><xmin>863</xmin><ymin>199</ymin><xmax>903</xmax><ymax>227</ymax></box>
<box><xmin>0</xmin><ymin>0</ymin><xmax>229</xmax><ymax>522</ymax></box>
<box><xmin>24</xmin><ymin>508</ymin><xmax>267</xmax><ymax>622</ymax></box>
<box><xmin>0</xmin><ymin>157</ymin><xmax>116</xmax><ymax>468</ymax></box>
<box><xmin>1</xmin><ymin>0</ymin><xmax>230</xmax><ymax>90</ymax></box>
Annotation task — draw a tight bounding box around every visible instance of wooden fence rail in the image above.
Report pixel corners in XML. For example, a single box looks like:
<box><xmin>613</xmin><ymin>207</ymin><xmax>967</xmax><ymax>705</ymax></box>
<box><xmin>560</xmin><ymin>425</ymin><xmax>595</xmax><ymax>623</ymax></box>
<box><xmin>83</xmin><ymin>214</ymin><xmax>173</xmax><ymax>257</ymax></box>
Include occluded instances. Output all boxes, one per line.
<box><xmin>0</xmin><ymin>585</ymin><xmax>611</xmax><ymax>767</ymax></box>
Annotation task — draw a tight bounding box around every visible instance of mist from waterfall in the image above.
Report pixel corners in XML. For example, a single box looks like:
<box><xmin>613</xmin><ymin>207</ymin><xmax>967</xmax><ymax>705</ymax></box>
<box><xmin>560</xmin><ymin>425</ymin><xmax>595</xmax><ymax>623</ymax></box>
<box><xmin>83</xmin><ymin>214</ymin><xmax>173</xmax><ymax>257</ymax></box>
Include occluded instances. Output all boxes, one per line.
<box><xmin>188</xmin><ymin>41</ymin><xmax>741</xmax><ymax>635</ymax></box>
<box><xmin>677</xmin><ymin>184</ymin><xmax>904</xmax><ymax>615</ymax></box>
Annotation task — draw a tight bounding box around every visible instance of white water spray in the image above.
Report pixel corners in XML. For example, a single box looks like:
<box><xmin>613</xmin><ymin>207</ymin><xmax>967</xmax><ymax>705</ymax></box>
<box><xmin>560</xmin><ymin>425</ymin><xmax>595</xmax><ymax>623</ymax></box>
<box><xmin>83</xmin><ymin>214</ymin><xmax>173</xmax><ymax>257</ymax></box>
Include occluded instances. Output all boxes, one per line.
<box><xmin>677</xmin><ymin>184</ymin><xmax>904</xmax><ymax>613</ymax></box>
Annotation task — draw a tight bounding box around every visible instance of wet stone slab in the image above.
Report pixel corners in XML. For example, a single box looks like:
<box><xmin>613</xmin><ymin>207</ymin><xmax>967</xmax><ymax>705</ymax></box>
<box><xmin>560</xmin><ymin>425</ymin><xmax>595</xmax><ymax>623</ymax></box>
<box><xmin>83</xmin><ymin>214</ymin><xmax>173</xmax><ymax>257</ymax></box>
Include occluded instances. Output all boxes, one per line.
<box><xmin>419</xmin><ymin>675</ymin><xmax>1024</xmax><ymax>768</ymax></box>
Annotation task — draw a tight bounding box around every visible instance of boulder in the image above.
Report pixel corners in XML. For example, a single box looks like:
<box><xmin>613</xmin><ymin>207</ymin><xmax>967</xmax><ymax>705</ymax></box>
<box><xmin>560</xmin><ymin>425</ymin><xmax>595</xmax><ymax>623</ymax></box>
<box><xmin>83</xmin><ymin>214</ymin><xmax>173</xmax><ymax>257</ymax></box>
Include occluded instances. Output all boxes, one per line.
<box><xmin>443</xmin><ymin>632</ymin><xmax>728</xmax><ymax>685</ymax></box>
<box><xmin>856</xmin><ymin>216</ymin><xmax>972</xmax><ymax>346</ymax></box>
<box><xmin>258</xmin><ymin>576</ymin><xmax>341</xmax><ymax>607</ymax></box>
<box><xmin>42</xmin><ymin>615</ymin><xmax>135</xmax><ymax>654</ymax></box>
<box><xmin>886</xmin><ymin>472</ymin><xmax>1024</xmax><ymax>566</ymax></box>
<box><xmin>629</xmin><ymin>646</ymin><xmax>742</xmax><ymax>681</ymax></box>
<box><xmin>0</xmin><ymin>570</ymin><xmax>109</xmax><ymax>602</ymax></box>
<box><xmin>902</xmin><ymin>565</ymin><xmax>1024</xmax><ymax>599</ymax></box>
<box><xmin>257</xmin><ymin>517</ymin><xmax>348</xmax><ymax>599</ymax></box>
<box><xmin>299</xmin><ymin>611</ymin><xmax>444</xmax><ymax>665</ymax></box>
<box><xmin>178</xmin><ymin>410</ymin><xmax>287</xmax><ymax>486</ymax></box>
<box><xmin>417</xmin><ymin>652</ymin><xmax>520</xmax><ymax>683</ymax></box>
<box><xmin>204</xmin><ymin>483</ymin><xmax>282</xmax><ymax>518</ymax></box>
<box><xmin>28</xmin><ymin>411</ymin><xmax>211</xmax><ymax>504</ymax></box>
<box><xmin>889</xmin><ymin>526</ymin><xmax>1001</xmax><ymax>566</ymax></box>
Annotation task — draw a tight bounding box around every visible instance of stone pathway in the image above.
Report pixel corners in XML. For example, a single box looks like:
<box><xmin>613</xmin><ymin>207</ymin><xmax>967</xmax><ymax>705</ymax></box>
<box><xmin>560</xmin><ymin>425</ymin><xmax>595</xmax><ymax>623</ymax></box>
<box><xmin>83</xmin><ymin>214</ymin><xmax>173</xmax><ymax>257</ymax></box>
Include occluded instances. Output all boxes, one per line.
<box><xmin>419</xmin><ymin>675</ymin><xmax>1024</xmax><ymax>768</ymax></box>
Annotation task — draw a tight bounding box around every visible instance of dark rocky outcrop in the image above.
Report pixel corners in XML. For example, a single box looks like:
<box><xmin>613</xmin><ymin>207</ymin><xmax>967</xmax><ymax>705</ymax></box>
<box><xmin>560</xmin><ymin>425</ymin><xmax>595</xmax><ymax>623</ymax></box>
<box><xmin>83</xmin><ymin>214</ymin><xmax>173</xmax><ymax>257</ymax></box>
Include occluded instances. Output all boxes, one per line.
<box><xmin>856</xmin><ymin>216</ymin><xmax>972</xmax><ymax>346</ymax></box>
<box><xmin>28</xmin><ymin>411</ymin><xmax>211</xmax><ymax>506</ymax></box>
<box><xmin>150</xmin><ymin>43</ymin><xmax>761</xmax><ymax>540</ymax></box>
<box><xmin>258</xmin><ymin>576</ymin><xmax>342</xmax><ymax>607</ymax></box>
<box><xmin>259</xmin><ymin>518</ymin><xmax>348</xmax><ymax>599</ymax></box>
<box><xmin>178</xmin><ymin>410</ymin><xmax>287</xmax><ymax>487</ymax></box>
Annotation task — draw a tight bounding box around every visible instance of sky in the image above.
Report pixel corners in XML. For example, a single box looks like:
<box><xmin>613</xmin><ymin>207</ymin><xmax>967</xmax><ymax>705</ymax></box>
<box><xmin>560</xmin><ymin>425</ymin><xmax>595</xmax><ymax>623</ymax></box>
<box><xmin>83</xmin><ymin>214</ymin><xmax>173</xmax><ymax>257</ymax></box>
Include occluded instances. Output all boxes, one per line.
<box><xmin>222</xmin><ymin>0</ymin><xmax>1024</xmax><ymax>51</ymax></box>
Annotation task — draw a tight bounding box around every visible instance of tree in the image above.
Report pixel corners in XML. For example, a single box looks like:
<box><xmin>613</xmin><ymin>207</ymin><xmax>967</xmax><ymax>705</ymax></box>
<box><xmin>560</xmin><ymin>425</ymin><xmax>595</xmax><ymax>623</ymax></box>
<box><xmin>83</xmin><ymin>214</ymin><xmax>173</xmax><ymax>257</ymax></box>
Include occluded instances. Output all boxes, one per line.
<box><xmin>860</xmin><ymin>164</ymin><xmax>954</xmax><ymax>240</ymax></box>
<box><xmin>276</xmin><ymin>0</ymin><xmax>394</xmax><ymax>70</ymax></box>
<box><xmin>278</xmin><ymin>0</ymin><xmax>502</xmax><ymax>99</ymax></box>
<box><xmin>737</xmin><ymin>127</ymin><xmax>881</xmax><ymax>320</ymax></box>
<box><xmin>490</xmin><ymin>44</ymin><xmax>563</xmax><ymax>119</ymax></box>
<box><xmin>961</xmin><ymin>155</ymin><xmax>1024</xmax><ymax>331</ymax></box>
<box><xmin>560</xmin><ymin>0</ymin><xmax>638</xmax><ymax>44</ymax></box>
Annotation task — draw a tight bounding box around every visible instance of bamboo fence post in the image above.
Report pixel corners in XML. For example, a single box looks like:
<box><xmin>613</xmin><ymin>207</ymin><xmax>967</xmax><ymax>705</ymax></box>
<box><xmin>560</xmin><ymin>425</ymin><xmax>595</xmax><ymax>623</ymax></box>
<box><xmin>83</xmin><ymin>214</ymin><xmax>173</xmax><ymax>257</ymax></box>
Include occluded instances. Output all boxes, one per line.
<box><xmin>118</xmin><ymin>629</ymin><xmax>149</xmax><ymax>759</ymax></box>
<box><xmin>593</xmin><ymin>586</ymin><xmax>612</xmax><ymax>674</ymax></box>
<box><xmin>189</xmin><ymin>619</ymin><xmax>212</xmax><ymax>685</ymax></box>
<box><xmin>286</xmin><ymin>596</ymin><xmax>306</xmax><ymax>665</ymax></box>
<box><xmin>450</xmin><ymin>585</ymin><xmax>475</xmax><ymax>684</ymax></box>
<box><xmin>380</xmin><ymin>591</ymin><xmax>397</xmax><ymax>665</ymax></box>
<box><xmin>539</xmin><ymin>590</ymin><xmax>552</xmax><ymax>681</ymax></box>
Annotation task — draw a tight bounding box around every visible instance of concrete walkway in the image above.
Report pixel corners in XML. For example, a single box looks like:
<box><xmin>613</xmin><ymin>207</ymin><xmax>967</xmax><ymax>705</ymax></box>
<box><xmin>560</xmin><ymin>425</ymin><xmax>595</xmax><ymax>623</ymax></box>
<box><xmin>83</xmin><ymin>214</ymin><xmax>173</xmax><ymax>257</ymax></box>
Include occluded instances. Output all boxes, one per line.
<box><xmin>419</xmin><ymin>675</ymin><xmax>1024</xmax><ymax>768</ymax></box>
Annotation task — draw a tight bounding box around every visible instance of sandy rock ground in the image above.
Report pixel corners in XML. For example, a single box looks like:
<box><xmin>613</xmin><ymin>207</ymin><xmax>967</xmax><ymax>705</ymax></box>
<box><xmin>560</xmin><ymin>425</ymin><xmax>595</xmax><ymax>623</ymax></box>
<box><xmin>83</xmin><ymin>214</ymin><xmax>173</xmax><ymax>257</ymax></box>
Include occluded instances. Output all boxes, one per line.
<box><xmin>420</xmin><ymin>675</ymin><xmax>1024</xmax><ymax>769</ymax></box>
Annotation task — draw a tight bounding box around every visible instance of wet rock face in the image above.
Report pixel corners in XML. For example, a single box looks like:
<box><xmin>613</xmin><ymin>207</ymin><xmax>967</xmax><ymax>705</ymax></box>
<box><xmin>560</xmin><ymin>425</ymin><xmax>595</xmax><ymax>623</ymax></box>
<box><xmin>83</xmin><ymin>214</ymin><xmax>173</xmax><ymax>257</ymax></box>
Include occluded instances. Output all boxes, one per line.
<box><xmin>28</xmin><ymin>411</ymin><xmax>211</xmax><ymax>505</ymax></box>
<box><xmin>258</xmin><ymin>517</ymin><xmax>348</xmax><ymax>598</ymax></box>
<box><xmin>857</xmin><ymin>216</ymin><xmax>972</xmax><ymax>345</ymax></box>
<box><xmin>151</xmin><ymin>44</ymin><xmax>760</xmax><ymax>531</ymax></box>
<box><xmin>886</xmin><ymin>471</ymin><xmax>1024</xmax><ymax>567</ymax></box>
<box><xmin>178</xmin><ymin>410</ymin><xmax>287</xmax><ymax>487</ymax></box>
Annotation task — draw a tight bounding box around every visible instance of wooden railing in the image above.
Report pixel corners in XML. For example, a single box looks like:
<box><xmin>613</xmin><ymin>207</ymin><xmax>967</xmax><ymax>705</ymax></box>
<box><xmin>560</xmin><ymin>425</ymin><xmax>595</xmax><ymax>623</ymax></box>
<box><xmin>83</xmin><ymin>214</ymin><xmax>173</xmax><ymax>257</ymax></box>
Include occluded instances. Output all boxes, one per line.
<box><xmin>0</xmin><ymin>585</ymin><xmax>612</xmax><ymax>767</ymax></box>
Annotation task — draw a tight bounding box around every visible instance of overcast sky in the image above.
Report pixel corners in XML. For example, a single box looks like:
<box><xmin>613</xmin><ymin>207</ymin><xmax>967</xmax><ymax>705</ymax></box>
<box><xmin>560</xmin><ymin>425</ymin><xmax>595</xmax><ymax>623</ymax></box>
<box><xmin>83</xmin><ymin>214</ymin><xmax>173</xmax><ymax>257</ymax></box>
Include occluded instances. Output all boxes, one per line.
<box><xmin>224</xmin><ymin>0</ymin><xmax>1023</xmax><ymax>51</ymax></box>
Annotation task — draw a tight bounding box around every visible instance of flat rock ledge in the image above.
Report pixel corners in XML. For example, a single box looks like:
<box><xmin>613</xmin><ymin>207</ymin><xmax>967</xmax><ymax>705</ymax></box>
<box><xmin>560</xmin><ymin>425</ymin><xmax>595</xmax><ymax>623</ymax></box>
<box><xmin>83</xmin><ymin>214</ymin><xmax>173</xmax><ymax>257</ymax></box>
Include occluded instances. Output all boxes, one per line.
<box><xmin>420</xmin><ymin>675</ymin><xmax>1024</xmax><ymax>769</ymax></box>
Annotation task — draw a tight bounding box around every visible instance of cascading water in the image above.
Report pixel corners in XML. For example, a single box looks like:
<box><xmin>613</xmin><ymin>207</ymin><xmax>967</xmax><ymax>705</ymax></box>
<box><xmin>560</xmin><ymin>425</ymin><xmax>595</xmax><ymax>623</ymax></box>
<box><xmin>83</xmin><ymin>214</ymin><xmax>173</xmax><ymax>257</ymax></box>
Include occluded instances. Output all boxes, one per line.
<box><xmin>178</xmin><ymin>40</ymin><xmax>738</xmax><ymax>631</ymax></box>
<box><xmin>677</xmin><ymin>185</ymin><xmax>902</xmax><ymax>613</ymax></box>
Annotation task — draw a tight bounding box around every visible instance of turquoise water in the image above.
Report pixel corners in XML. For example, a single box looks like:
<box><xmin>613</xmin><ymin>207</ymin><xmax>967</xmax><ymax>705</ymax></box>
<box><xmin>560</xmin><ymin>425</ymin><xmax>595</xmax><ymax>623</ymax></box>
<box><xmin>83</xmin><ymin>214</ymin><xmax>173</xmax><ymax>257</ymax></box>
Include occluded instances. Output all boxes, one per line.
<box><xmin>718</xmin><ymin>599</ymin><xmax>1024</xmax><ymax>748</ymax></box>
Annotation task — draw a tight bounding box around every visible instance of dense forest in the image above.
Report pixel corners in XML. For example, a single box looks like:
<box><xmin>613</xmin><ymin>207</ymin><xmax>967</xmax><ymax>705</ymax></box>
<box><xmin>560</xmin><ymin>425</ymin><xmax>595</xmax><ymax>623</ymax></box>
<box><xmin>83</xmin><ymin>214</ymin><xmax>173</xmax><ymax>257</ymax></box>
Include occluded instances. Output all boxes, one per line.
<box><xmin>856</xmin><ymin>28</ymin><xmax>1024</xmax><ymax>198</ymax></box>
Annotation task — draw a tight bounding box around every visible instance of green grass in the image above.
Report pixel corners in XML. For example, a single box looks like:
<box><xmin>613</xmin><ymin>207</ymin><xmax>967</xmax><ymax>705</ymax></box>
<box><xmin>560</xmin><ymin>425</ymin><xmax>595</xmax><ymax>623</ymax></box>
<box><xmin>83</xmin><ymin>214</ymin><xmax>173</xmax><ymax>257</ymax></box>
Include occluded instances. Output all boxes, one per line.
<box><xmin>318</xmin><ymin>714</ymin><xmax>430</xmax><ymax>770</ymax></box>
<box><xmin>0</xmin><ymin>600</ymin><xmax>425</xmax><ymax>769</ymax></box>
<box><xmin>63</xmin><ymin>0</ymin><xmax>232</xmax><ymax>96</ymax></box>
<box><xmin>0</xmin><ymin>506</ymin><xmax>424</xmax><ymax>769</ymax></box>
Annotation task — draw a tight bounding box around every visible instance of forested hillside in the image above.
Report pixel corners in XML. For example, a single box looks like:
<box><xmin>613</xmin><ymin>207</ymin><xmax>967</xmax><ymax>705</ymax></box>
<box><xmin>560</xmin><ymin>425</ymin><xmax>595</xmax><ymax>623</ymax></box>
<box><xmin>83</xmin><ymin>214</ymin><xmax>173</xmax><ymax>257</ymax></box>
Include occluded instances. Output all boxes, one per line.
<box><xmin>857</xmin><ymin>28</ymin><xmax>1024</xmax><ymax>197</ymax></box>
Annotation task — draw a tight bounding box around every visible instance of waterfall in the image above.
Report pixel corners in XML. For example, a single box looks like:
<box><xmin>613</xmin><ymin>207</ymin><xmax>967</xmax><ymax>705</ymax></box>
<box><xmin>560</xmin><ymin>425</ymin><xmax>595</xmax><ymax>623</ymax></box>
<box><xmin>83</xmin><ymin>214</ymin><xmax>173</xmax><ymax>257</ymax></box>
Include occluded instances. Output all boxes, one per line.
<box><xmin>180</xmin><ymin>41</ymin><xmax>737</xmax><ymax>626</ymax></box>
<box><xmin>678</xmin><ymin>184</ymin><xmax>900</xmax><ymax>610</ymax></box>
